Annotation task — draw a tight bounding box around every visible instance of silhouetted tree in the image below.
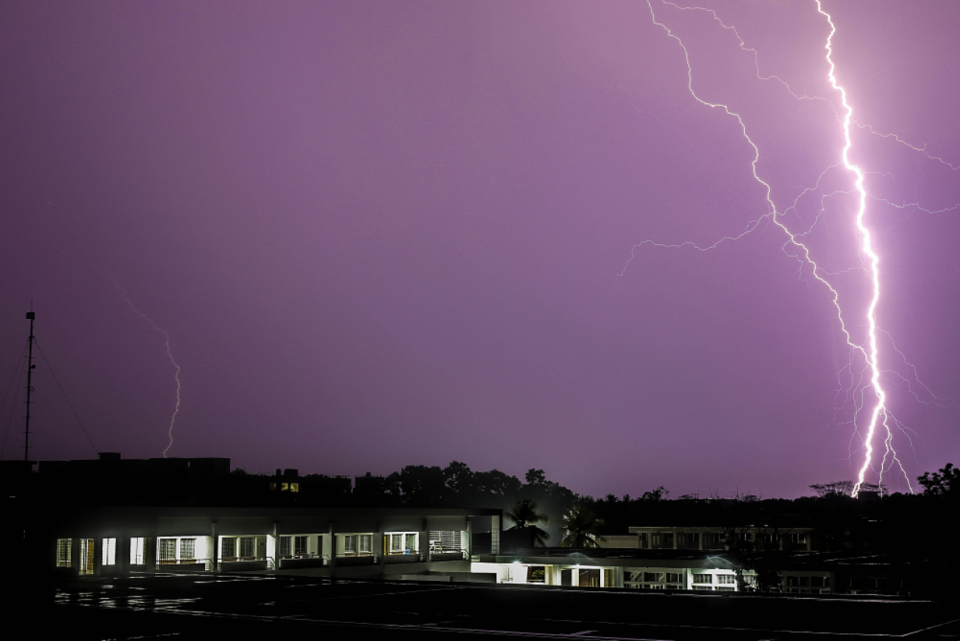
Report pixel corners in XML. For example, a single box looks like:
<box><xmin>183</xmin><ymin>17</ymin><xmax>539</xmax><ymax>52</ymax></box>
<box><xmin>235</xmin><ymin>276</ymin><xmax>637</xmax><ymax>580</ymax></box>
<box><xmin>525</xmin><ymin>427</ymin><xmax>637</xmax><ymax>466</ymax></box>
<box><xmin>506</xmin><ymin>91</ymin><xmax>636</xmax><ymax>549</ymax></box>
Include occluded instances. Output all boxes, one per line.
<box><xmin>506</xmin><ymin>498</ymin><xmax>549</xmax><ymax>546</ymax></box>
<box><xmin>918</xmin><ymin>463</ymin><xmax>960</xmax><ymax>495</ymax></box>
<box><xmin>641</xmin><ymin>486</ymin><xmax>669</xmax><ymax>501</ymax></box>
<box><xmin>396</xmin><ymin>465</ymin><xmax>451</xmax><ymax>506</ymax></box>
<box><xmin>525</xmin><ymin>468</ymin><xmax>547</xmax><ymax>486</ymax></box>
<box><xmin>443</xmin><ymin>461</ymin><xmax>475</xmax><ymax>496</ymax></box>
<box><xmin>560</xmin><ymin>504</ymin><xmax>606</xmax><ymax>548</ymax></box>
<box><xmin>809</xmin><ymin>480</ymin><xmax>885</xmax><ymax>497</ymax></box>
<box><xmin>474</xmin><ymin>469</ymin><xmax>522</xmax><ymax>496</ymax></box>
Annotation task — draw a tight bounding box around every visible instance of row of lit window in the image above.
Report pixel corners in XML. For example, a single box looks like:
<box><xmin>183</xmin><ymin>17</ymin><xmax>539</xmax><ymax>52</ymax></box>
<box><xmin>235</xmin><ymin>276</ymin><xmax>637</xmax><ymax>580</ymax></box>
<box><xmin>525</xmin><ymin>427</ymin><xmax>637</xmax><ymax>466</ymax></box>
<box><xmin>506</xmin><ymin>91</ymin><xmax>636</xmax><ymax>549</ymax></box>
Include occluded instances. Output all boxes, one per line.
<box><xmin>637</xmin><ymin>532</ymin><xmax>809</xmax><ymax>545</ymax></box>
<box><xmin>629</xmin><ymin>572</ymin><xmax>683</xmax><ymax>583</ymax></box>
<box><xmin>57</xmin><ymin>537</ymin><xmax>203</xmax><ymax>567</ymax></box>
<box><xmin>692</xmin><ymin>573</ymin><xmax>736</xmax><ymax>584</ymax></box>
<box><xmin>56</xmin><ymin>530</ymin><xmax>457</xmax><ymax>568</ymax></box>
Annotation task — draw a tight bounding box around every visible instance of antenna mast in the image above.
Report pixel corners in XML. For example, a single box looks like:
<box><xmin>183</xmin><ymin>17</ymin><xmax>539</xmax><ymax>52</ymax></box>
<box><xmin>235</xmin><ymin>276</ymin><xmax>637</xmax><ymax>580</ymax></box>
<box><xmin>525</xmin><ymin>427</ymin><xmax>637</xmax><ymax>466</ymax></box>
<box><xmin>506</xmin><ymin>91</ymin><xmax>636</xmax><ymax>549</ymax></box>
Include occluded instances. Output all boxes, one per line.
<box><xmin>24</xmin><ymin>310</ymin><xmax>36</xmax><ymax>461</ymax></box>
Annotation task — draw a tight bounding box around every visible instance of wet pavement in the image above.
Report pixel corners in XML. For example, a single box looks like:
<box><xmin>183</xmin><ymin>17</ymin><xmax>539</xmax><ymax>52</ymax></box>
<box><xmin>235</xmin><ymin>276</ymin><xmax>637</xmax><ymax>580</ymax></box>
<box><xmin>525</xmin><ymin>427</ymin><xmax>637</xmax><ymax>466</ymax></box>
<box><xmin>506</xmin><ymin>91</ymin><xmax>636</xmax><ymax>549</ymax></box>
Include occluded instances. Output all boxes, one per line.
<box><xmin>24</xmin><ymin>572</ymin><xmax>960</xmax><ymax>640</ymax></box>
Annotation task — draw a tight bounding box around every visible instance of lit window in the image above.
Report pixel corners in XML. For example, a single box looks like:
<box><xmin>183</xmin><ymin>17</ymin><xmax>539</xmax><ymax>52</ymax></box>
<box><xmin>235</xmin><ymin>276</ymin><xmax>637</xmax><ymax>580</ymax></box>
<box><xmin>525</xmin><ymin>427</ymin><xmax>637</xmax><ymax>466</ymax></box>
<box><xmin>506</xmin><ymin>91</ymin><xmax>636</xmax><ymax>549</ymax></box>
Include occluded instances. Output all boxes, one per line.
<box><xmin>294</xmin><ymin>535</ymin><xmax>307</xmax><ymax>556</ymax></box>
<box><xmin>102</xmin><ymin>538</ymin><xmax>117</xmax><ymax>566</ymax></box>
<box><xmin>429</xmin><ymin>530</ymin><xmax>463</xmax><ymax>553</ymax></box>
<box><xmin>387</xmin><ymin>532</ymin><xmax>418</xmax><ymax>555</ymax></box>
<box><xmin>130</xmin><ymin>538</ymin><xmax>145</xmax><ymax>565</ymax></box>
<box><xmin>342</xmin><ymin>533</ymin><xmax>373</xmax><ymax>556</ymax></box>
<box><xmin>717</xmin><ymin>574</ymin><xmax>736</xmax><ymax>584</ymax></box>
<box><xmin>80</xmin><ymin>538</ymin><xmax>95</xmax><ymax>575</ymax></box>
<box><xmin>180</xmin><ymin>538</ymin><xmax>196</xmax><ymax>561</ymax></box>
<box><xmin>527</xmin><ymin>566</ymin><xmax>546</xmax><ymax>583</ymax></box>
<box><xmin>56</xmin><ymin>539</ymin><xmax>71</xmax><ymax>568</ymax></box>
<box><xmin>692</xmin><ymin>573</ymin><xmax>712</xmax><ymax>584</ymax></box>
<box><xmin>221</xmin><ymin>537</ymin><xmax>236</xmax><ymax>559</ymax></box>
<box><xmin>280</xmin><ymin>535</ymin><xmax>309</xmax><ymax>558</ymax></box>
<box><xmin>159</xmin><ymin>539</ymin><xmax>177</xmax><ymax>564</ymax></box>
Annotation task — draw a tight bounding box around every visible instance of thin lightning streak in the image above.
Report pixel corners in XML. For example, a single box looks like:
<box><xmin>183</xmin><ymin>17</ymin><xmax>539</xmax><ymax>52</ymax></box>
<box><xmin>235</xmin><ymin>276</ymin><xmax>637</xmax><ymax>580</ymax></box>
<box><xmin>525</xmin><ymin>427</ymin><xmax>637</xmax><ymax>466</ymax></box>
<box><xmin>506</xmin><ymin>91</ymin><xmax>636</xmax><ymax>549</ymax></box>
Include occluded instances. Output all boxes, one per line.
<box><xmin>878</xmin><ymin>328</ymin><xmax>952</xmax><ymax>410</ymax></box>
<box><xmin>113</xmin><ymin>282</ymin><xmax>182</xmax><ymax>458</ymax></box>
<box><xmin>873</xmin><ymin>198</ymin><xmax>960</xmax><ymax>218</ymax></box>
<box><xmin>855</xmin><ymin>121</ymin><xmax>960</xmax><ymax>172</ymax></box>
<box><xmin>660</xmin><ymin>0</ymin><xmax>836</xmax><ymax>110</ymax></box>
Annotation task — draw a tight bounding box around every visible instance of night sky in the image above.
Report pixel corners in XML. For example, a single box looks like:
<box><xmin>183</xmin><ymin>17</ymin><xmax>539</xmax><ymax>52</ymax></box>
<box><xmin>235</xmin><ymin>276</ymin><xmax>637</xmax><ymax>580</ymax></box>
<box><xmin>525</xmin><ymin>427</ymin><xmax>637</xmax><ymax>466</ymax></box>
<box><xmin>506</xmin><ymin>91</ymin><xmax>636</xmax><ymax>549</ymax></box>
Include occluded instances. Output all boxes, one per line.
<box><xmin>3</xmin><ymin>1</ymin><xmax>958</xmax><ymax>499</ymax></box>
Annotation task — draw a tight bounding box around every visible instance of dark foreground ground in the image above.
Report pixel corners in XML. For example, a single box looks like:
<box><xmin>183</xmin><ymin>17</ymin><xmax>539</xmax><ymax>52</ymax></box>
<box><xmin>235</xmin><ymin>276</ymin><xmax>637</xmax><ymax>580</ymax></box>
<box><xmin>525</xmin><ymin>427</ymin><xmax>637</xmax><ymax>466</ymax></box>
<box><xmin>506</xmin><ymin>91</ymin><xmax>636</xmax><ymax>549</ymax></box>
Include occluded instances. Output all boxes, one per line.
<box><xmin>18</xmin><ymin>572</ymin><xmax>960</xmax><ymax>640</ymax></box>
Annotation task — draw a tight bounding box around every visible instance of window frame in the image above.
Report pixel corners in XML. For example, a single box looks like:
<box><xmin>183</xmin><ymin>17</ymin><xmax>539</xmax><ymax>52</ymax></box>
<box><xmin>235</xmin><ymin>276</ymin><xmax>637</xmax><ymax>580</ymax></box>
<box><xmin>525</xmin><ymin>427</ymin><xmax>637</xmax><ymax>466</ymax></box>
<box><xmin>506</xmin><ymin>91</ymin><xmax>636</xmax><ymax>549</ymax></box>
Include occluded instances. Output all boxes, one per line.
<box><xmin>102</xmin><ymin>537</ymin><xmax>117</xmax><ymax>566</ymax></box>
<box><xmin>56</xmin><ymin>538</ymin><xmax>72</xmax><ymax>568</ymax></box>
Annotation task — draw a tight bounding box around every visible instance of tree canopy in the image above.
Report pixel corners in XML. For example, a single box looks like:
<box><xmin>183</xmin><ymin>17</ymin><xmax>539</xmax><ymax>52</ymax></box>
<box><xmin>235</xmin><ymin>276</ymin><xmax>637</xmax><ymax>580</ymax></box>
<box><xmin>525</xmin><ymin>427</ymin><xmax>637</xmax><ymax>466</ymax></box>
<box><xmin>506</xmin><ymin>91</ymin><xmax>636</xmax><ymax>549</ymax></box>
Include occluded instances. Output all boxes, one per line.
<box><xmin>507</xmin><ymin>498</ymin><xmax>550</xmax><ymax>546</ymax></box>
<box><xmin>917</xmin><ymin>463</ymin><xmax>960</xmax><ymax>496</ymax></box>
<box><xmin>560</xmin><ymin>504</ymin><xmax>605</xmax><ymax>548</ymax></box>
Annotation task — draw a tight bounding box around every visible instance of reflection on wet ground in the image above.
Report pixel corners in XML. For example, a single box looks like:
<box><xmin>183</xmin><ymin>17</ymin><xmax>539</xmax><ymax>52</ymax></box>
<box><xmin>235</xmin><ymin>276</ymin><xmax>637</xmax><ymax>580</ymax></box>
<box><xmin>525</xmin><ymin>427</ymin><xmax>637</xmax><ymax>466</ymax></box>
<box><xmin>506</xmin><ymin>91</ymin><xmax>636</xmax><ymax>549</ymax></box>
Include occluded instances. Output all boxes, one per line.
<box><xmin>34</xmin><ymin>572</ymin><xmax>960</xmax><ymax>640</ymax></box>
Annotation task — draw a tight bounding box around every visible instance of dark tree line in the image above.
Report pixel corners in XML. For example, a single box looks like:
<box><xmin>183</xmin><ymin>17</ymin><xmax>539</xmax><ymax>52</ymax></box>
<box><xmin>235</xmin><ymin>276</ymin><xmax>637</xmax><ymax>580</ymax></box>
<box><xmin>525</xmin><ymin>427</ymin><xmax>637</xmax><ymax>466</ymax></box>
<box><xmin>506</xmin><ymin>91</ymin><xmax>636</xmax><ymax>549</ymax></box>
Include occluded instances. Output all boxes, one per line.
<box><xmin>224</xmin><ymin>461</ymin><xmax>960</xmax><ymax>567</ymax></box>
<box><xmin>348</xmin><ymin>463</ymin><xmax>577</xmax><ymax>512</ymax></box>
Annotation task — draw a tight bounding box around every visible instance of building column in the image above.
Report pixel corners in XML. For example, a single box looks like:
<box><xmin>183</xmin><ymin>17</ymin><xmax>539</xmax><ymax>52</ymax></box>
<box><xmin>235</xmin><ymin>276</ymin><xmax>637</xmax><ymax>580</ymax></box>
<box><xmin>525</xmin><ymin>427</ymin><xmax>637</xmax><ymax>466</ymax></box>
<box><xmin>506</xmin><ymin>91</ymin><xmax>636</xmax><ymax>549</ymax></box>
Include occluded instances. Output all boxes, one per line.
<box><xmin>269</xmin><ymin>521</ymin><xmax>278</xmax><ymax>570</ymax></box>
<box><xmin>93</xmin><ymin>538</ymin><xmax>102</xmax><ymax>577</ymax></box>
<box><xmin>211</xmin><ymin>521</ymin><xmax>219</xmax><ymax>572</ymax></box>
<box><xmin>328</xmin><ymin>522</ymin><xmax>336</xmax><ymax>573</ymax></box>
<box><xmin>145</xmin><ymin>537</ymin><xmax>157</xmax><ymax>572</ymax></box>
<box><xmin>420</xmin><ymin>519</ymin><xmax>428</xmax><ymax>563</ymax></box>
<box><xmin>377</xmin><ymin>521</ymin><xmax>385</xmax><ymax>569</ymax></box>
<box><xmin>119</xmin><ymin>536</ymin><xmax>130</xmax><ymax>576</ymax></box>
<box><xmin>466</xmin><ymin>518</ymin><xmax>473</xmax><ymax>558</ymax></box>
<box><xmin>71</xmin><ymin>538</ymin><xmax>81</xmax><ymax>578</ymax></box>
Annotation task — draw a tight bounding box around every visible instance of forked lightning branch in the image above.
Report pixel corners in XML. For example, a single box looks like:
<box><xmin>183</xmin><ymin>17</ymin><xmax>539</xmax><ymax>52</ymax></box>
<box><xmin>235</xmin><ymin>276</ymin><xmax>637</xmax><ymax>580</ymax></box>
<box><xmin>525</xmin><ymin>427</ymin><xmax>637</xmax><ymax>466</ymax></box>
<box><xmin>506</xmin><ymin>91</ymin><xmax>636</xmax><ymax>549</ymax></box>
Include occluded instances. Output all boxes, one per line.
<box><xmin>626</xmin><ymin>0</ymin><xmax>957</xmax><ymax>496</ymax></box>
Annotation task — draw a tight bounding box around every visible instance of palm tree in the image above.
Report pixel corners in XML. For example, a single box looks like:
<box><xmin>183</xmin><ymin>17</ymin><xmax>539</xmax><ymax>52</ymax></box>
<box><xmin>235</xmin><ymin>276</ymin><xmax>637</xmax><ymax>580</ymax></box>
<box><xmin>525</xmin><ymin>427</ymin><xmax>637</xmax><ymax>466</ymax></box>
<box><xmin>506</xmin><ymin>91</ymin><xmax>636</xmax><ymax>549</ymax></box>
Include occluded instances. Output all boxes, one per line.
<box><xmin>560</xmin><ymin>504</ymin><xmax>605</xmax><ymax>548</ymax></box>
<box><xmin>507</xmin><ymin>498</ymin><xmax>549</xmax><ymax>546</ymax></box>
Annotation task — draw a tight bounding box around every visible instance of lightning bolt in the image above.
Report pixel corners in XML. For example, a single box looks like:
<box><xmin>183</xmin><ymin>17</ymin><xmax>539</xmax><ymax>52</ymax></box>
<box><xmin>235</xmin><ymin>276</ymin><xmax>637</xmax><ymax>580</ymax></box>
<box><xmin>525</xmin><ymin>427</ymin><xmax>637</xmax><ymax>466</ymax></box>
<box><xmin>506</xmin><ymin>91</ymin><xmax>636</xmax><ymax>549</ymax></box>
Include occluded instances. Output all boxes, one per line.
<box><xmin>813</xmin><ymin>0</ymin><xmax>901</xmax><ymax>498</ymax></box>
<box><xmin>113</xmin><ymin>281</ymin><xmax>182</xmax><ymax>458</ymax></box>
<box><xmin>629</xmin><ymin>0</ymin><xmax>956</xmax><ymax>496</ymax></box>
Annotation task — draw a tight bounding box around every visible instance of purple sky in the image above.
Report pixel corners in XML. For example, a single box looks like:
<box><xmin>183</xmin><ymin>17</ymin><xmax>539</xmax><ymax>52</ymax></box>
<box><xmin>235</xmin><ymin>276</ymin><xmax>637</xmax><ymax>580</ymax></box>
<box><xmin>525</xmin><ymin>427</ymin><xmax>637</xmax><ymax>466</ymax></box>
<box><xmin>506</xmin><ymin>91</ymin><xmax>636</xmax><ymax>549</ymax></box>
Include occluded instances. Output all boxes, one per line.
<box><xmin>3</xmin><ymin>1</ymin><xmax>958</xmax><ymax>499</ymax></box>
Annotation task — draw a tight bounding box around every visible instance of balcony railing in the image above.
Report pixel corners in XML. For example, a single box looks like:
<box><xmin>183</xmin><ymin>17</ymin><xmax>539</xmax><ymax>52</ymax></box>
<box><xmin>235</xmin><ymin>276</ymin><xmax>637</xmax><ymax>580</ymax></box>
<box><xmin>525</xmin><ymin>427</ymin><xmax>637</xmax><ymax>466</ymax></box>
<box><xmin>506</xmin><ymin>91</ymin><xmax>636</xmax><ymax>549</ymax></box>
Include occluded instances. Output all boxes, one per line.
<box><xmin>219</xmin><ymin>557</ymin><xmax>268</xmax><ymax>572</ymax></box>
<box><xmin>335</xmin><ymin>553</ymin><xmax>379</xmax><ymax>566</ymax></box>
<box><xmin>278</xmin><ymin>555</ymin><xmax>328</xmax><ymax>570</ymax></box>
<box><xmin>157</xmin><ymin>557</ymin><xmax>213</xmax><ymax>571</ymax></box>
<box><xmin>384</xmin><ymin>552</ymin><xmax>421</xmax><ymax>564</ymax></box>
